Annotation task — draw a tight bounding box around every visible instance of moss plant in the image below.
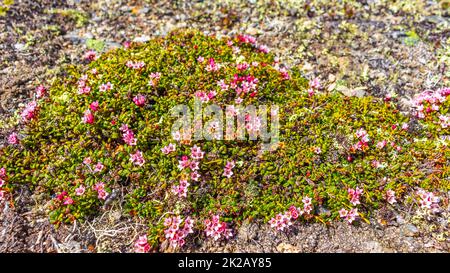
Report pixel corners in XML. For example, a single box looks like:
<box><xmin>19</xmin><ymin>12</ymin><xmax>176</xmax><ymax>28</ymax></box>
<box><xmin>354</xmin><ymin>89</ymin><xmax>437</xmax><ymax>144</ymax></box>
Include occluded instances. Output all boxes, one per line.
<box><xmin>0</xmin><ymin>29</ymin><xmax>448</xmax><ymax>250</ymax></box>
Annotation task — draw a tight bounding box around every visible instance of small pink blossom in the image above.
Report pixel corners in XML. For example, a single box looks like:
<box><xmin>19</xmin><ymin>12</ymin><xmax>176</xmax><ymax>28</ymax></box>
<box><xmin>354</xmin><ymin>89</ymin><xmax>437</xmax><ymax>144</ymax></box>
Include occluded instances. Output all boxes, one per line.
<box><xmin>36</xmin><ymin>85</ymin><xmax>47</xmax><ymax>99</ymax></box>
<box><xmin>83</xmin><ymin>157</ymin><xmax>92</xmax><ymax>165</ymax></box>
<box><xmin>348</xmin><ymin>187</ymin><xmax>363</xmax><ymax>206</ymax></box>
<box><xmin>134</xmin><ymin>235</ymin><xmax>151</xmax><ymax>253</ymax></box>
<box><xmin>89</xmin><ymin>101</ymin><xmax>99</xmax><ymax>112</ymax></box>
<box><xmin>82</xmin><ymin>109</ymin><xmax>94</xmax><ymax>124</ymax></box>
<box><xmin>21</xmin><ymin>101</ymin><xmax>38</xmax><ymax>122</ymax></box>
<box><xmin>190</xmin><ymin>171</ymin><xmax>201</xmax><ymax>181</ymax></box>
<box><xmin>133</xmin><ymin>95</ymin><xmax>145</xmax><ymax>107</ymax></box>
<box><xmin>7</xmin><ymin>132</ymin><xmax>19</xmax><ymax>145</ymax></box>
<box><xmin>258</xmin><ymin>44</ymin><xmax>270</xmax><ymax>53</ymax></box>
<box><xmin>83</xmin><ymin>50</ymin><xmax>97</xmax><ymax>61</ymax></box>
<box><xmin>204</xmin><ymin>215</ymin><xmax>233</xmax><ymax>241</ymax></box>
<box><xmin>309</xmin><ymin>77</ymin><xmax>321</xmax><ymax>90</ymax></box>
<box><xmin>385</xmin><ymin>189</ymin><xmax>396</xmax><ymax>204</ymax></box>
<box><xmin>161</xmin><ymin>143</ymin><xmax>176</xmax><ymax>154</ymax></box>
<box><xmin>63</xmin><ymin>196</ymin><xmax>74</xmax><ymax>205</ymax></box>
<box><xmin>130</xmin><ymin>150</ymin><xmax>145</xmax><ymax>166</ymax></box>
<box><xmin>190</xmin><ymin>145</ymin><xmax>205</xmax><ymax>160</ymax></box>
<box><xmin>75</xmin><ymin>185</ymin><xmax>85</xmax><ymax>196</ymax></box>
<box><xmin>197</xmin><ymin>56</ymin><xmax>205</xmax><ymax>63</ymax></box>
<box><xmin>93</xmin><ymin>162</ymin><xmax>104</xmax><ymax>173</ymax></box>
<box><xmin>376</xmin><ymin>140</ymin><xmax>387</xmax><ymax>149</ymax></box>
<box><xmin>205</xmin><ymin>58</ymin><xmax>219</xmax><ymax>72</ymax></box>
<box><xmin>163</xmin><ymin>216</ymin><xmax>195</xmax><ymax>249</ymax></box>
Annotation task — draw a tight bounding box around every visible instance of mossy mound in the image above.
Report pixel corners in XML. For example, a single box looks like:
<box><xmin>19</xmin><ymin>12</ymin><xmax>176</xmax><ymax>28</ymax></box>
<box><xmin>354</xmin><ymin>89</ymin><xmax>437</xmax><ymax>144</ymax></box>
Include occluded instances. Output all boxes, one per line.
<box><xmin>0</xmin><ymin>30</ymin><xmax>448</xmax><ymax>249</ymax></box>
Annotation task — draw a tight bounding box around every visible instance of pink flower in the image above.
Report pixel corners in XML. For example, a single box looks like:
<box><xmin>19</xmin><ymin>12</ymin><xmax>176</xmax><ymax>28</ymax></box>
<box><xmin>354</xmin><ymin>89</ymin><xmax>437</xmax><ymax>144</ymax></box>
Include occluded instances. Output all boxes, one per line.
<box><xmin>0</xmin><ymin>179</ymin><xmax>5</xmax><ymax>187</ymax></box>
<box><xmin>339</xmin><ymin>208</ymin><xmax>348</xmax><ymax>218</ymax></box>
<box><xmin>401</xmin><ymin>123</ymin><xmax>409</xmax><ymax>130</ymax></box>
<box><xmin>163</xmin><ymin>216</ymin><xmax>195</xmax><ymax>249</ymax></box>
<box><xmin>189</xmin><ymin>161</ymin><xmax>199</xmax><ymax>171</ymax></box>
<box><xmin>148</xmin><ymin>72</ymin><xmax>161</xmax><ymax>86</ymax></box>
<box><xmin>134</xmin><ymin>235</ymin><xmax>151</xmax><ymax>253</ymax></box>
<box><xmin>99</xmin><ymin>82</ymin><xmax>113</xmax><ymax>92</ymax></box>
<box><xmin>122</xmin><ymin>128</ymin><xmax>137</xmax><ymax>146</ymax></box>
<box><xmin>346</xmin><ymin>208</ymin><xmax>358</xmax><ymax>224</ymax></box>
<box><xmin>416</xmin><ymin>189</ymin><xmax>440</xmax><ymax>213</ymax></box>
<box><xmin>36</xmin><ymin>85</ymin><xmax>47</xmax><ymax>99</ymax></box>
<box><xmin>237</xmin><ymin>34</ymin><xmax>256</xmax><ymax>44</ymax></box>
<box><xmin>130</xmin><ymin>150</ymin><xmax>145</xmax><ymax>166</ymax></box>
<box><xmin>348</xmin><ymin>187</ymin><xmax>363</xmax><ymax>206</ymax></box>
<box><xmin>63</xmin><ymin>196</ymin><xmax>74</xmax><ymax>205</ymax></box>
<box><xmin>226</xmin><ymin>40</ymin><xmax>233</xmax><ymax>47</ymax></box>
<box><xmin>0</xmin><ymin>190</ymin><xmax>5</xmax><ymax>201</ymax></box>
<box><xmin>237</xmin><ymin>62</ymin><xmax>250</xmax><ymax>71</ymax></box>
<box><xmin>314</xmin><ymin>147</ymin><xmax>321</xmax><ymax>154</ymax></box>
<box><xmin>376</xmin><ymin>140</ymin><xmax>387</xmax><ymax>149</ymax></box>
<box><xmin>90</xmin><ymin>101</ymin><xmax>99</xmax><ymax>112</ymax></box>
<box><xmin>190</xmin><ymin>145</ymin><xmax>205</xmax><ymax>160</ymax></box>
<box><xmin>206</xmin><ymin>58</ymin><xmax>219</xmax><ymax>72</ymax></box>
<box><xmin>204</xmin><ymin>215</ymin><xmax>233</xmax><ymax>241</ymax></box>
<box><xmin>197</xmin><ymin>56</ymin><xmax>205</xmax><ymax>63</ymax></box>
<box><xmin>75</xmin><ymin>185</ymin><xmax>85</xmax><ymax>196</ymax></box>
<box><xmin>126</xmin><ymin>60</ymin><xmax>145</xmax><ymax>69</ymax></box>
<box><xmin>385</xmin><ymin>189</ymin><xmax>396</xmax><ymax>204</ymax></box>
<box><xmin>7</xmin><ymin>132</ymin><xmax>19</xmax><ymax>145</ymax></box>
<box><xmin>190</xmin><ymin>171</ymin><xmax>200</xmax><ymax>181</ymax></box>
<box><xmin>83</xmin><ymin>50</ymin><xmax>97</xmax><ymax>61</ymax></box>
<box><xmin>82</xmin><ymin>109</ymin><xmax>94</xmax><ymax>124</ymax></box>
<box><xmin>93</xmin><ymin>182</ymin><xmax>105</xmax><ymax>191</ymax></box>
<box><xmin>355</xmin><ymin>128</ymin><xmax>368</xmax><ymax>139</ymax></box>
<box><xmin>178</xmin><ymin>155</ymin><xmax>190</xmax><ymax>170</ymax></box>
<box><xmin>0</xmin><ymin>168</ymin><xmax>6</xmax><ymax>178</ymax></box>
<box><xmin>278</xmin><ymin>67</ymin><xmax>290</xmax><ymax>80</ymax></box>
<box><xmin>309</xmin><ymin>78</ymin><xmax>321</xmax><ymax>90</ymax></box>
<box><xmin>223</xmin><ymin>168</ymin><xmax>233</xmax><ymax>178</ymax></box>
<box><xmin>93</xmin><ymin>162</ymin><xmax>104</xmax><ymax>173</ymax></box>
<box><xmin>258</xmin><ymin>44</ymin><xmax>270</xmax><ymax>53</ymax></box>
<box><xmin>123</xmin><ymin>41</ymin><xmax>131</xmax><ymax>49</ymax></box>
<box><xmin>172</xmin><ymin>179</ymin><xmax>190</xmax><ymax>198</ymax></box>
<box><xmin>83</xmin><ymin>157</ymin><xmax>92</xmax><ymax>165</ymax></box>
<box><xmin>133</xmin><ymin>94</ymin><xmax>146</xmax><ymax>107</ymax></box>
<box><xmin>21</xmin><ymin>101</ymin><xmax>38</xmax><ymax>122</ymax></box>
<box><xmin>161</xmin><ymin>143</ymin><xmax>176</xmax><ymax>155</ymax></box>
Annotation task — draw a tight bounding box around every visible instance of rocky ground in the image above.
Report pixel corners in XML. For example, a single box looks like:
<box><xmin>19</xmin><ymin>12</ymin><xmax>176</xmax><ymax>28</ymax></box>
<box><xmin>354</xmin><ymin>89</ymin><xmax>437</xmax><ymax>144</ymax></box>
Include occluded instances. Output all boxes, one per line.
<box><xmin>0</xmin><ymin>0</ymin><xmax>449</xmax><ymax>252</ymax></box>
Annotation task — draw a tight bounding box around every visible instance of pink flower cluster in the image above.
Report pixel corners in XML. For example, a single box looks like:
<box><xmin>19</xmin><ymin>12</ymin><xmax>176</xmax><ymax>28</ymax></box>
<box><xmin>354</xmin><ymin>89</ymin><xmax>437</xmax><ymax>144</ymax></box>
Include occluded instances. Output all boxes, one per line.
<box><xmin>229</xmin><ymin>74</ymin><xmax>259</xmax><ymax>99</ymax></box>
<box><xmin>7</xmin><ymin>132</ymin><xmax>19</xmax><ymax>145</ymax></box>
<box><xmin>36</xmin><ymin>85</ymin><xmax>47</xmax><ymax>99</ymax></box>
<box><xmin>77</xmin><ymin>74</ymin><xmax>91</xmax><ymax>95</ymax></box>
<box><xmin>148</xmin><ymin>72</ymin><xmax>161</xmax><ymax>87</ymax></box>
<box><xmin>307</xmin><ymin>77</ymin><xmax>321</xmax><ymax>97</ymax></box>
<box><xmin>90</xmin><ymin>101</ymin><xmax>99</xmax><ymax>111</ymax></box>
<box><xmin>21</xmin><ymin>101</ymin><xmax>38</xmax><ymax>122</ymax></box>
<box><xmin>130</xmin><ymin>150</ymin><xmax>145</xmax><ymax>166</ymax></box>
<box><xmin>0</xmin><ymin>168</ymin><xmax>7</xmax><ymax>201</ymax></box>
<box><xmin>416</xmin><ymin>189</ymin><xmax>440</xmax><ymax>213</ymax></box>
<box><xmin>269</xmin><ymin>197</ymin><xmax>314</xmax><ymax>231</ymax></box>
<box><xmin>172</xmin><ymin>179</ymin><xmax>190</xmax><ymax>198</ymax></box>
<box><xmin>205</xmin><ymin>58</ymin><xmax>219</xmax><ymax>72</ymax></box>
<box><xmin>190</xmin><ymin>145</ymin><xmax>205</xmax><ymax>160</ymax></box>
<box><xmin>93</xmin><ymin>182</ymin><xmax>109</xmax><ymax>200</ymax></box>
<box><xmin>204</xmin><ymin>215</ymin><xmax>233</xmax><ymax>241</ymax></box>
<box><xmin>269</xmin><ymin>206</ymin><xmax>297</xmax><ymax>231</ymax></box>
<box><xmin>82</xmin><ymin>109</ymin><xmax>94</xmax><ymax>124</ymax></box>
<box><xmin>339</xmin><ymin>208</ymin><xmax>358</xmax><ymax>224</ymax></box>
<box><xmin>237</xmin><ymin>34</ymin><xmax>256</xmax><ymax>45</ymax></box>
<box><xmin>223</xmin><ymin>160</ymin><xmax>235</xmax><ymax>178</ymax></box>
<box><xmin>134</xmin><ymin>235</ymin><xmax>151</xmax><ymax>253</ymax></box>
<box><xmin>133</xmin><ymin>94</ymin><xmax>146</xmax><ymax>107</ymax></box>
<box><xmin>120</xmin><ymin>124</ymin><xmax>137</xmax><ymax>146</ymax></box>
<box><xmin>376</xmin><ymin>140</ymin><xmax>387</xmax><ymax>149</ymax></box>
<box><xmin>352</xmin><ymin>128</ymin><xmax>370</xmax><ymax>151</ymax></box>
<box><xmin>163</xmin><ymin>216</ymin><xmax>195</xmax><ymax>248</ymax></box>
<box><xmin>56</xmin><ymin>191</ymin><xmax>73</xmax><ymax>205</ymax></box>
<box><xmin>93</xmin><ymin>162</ymin><xmax>105</xmax><ymax>173</ymax></box>
<box><xmin>237</xmin><ymin>62</ymin><xmax>250</xmax><ymax>71</ymax></box>
<box><xmin>385</xmin><ymin>189</ymin><xmax>397</xmax><ymax>205</ymax></box>
<box><xmin>258</xmin><ymin>44</ymin><xmax>270</xmax><ymax>53</ymax></box>
<box><xmin>277</xmin><ymin>67</ymin><xmax>290</xmax><ymax>80</ymax></box>
<box><xmin>413</xmin><ymin>88</ymin><xmax>450</xmax><ymax>127</ymax></box>
<box><xmin>348</xmin><ymin>187</ymin><xmax>363</xmax><ymax>206</ymax></box>
<box><xmin>99</xmin><ymin>82</ymin><xmax>113</xmax><ymax>92</ymax></box>
<box><xmin>161</xmin><ymin>143</ymin><xmax>176</xmax><ymax>154</ymax></box>
<box><xmin>195</xmin><ymin>90</ymin><xmax>216</xmax><ymax>103</ymax></box>
<box><xmin>126</xmin><ymin>60</ymin><xmax>145</xmax><ymax>69</ymax></box>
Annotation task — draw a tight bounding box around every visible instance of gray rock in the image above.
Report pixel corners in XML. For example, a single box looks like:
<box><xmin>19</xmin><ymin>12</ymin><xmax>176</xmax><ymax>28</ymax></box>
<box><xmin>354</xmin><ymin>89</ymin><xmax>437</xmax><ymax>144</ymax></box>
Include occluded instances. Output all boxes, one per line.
<box><xmin>402</xmin><ymin>224</ymin><xmax>419</xmax><ymax>237</ymax></box>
